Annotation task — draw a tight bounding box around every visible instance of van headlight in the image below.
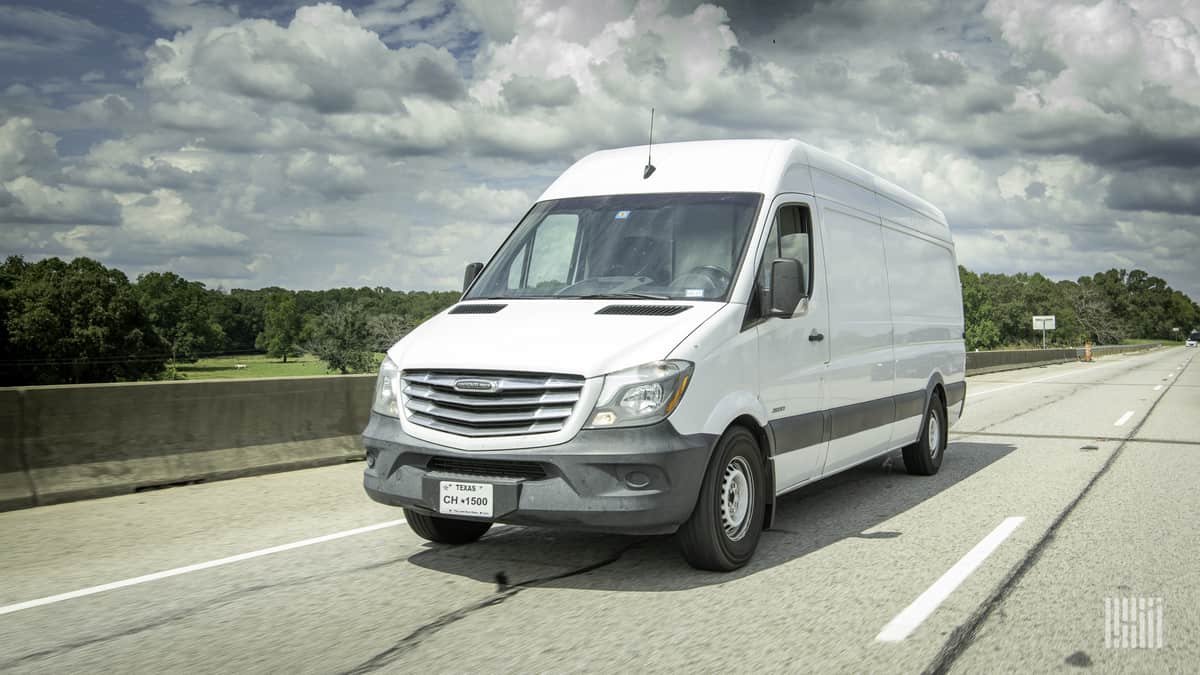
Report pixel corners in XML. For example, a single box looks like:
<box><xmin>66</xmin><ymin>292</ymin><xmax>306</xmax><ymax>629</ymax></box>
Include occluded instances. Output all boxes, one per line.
<box><xmin>372</xmin><ymin>356</ymin><xmax>401</xmax><ymax>417</ymax></box>
<box><xmin>585</xmin><ymin>360</ymin><xmax>693</xmax><ymax>428</ymax></box>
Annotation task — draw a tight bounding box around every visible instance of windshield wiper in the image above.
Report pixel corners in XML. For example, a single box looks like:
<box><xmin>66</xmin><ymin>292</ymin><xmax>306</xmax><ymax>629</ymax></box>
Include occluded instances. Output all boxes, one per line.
<box><xmin>576</xmin><ymin>292</ymin><xmax>673</xmax><ymax>300</ymax></box>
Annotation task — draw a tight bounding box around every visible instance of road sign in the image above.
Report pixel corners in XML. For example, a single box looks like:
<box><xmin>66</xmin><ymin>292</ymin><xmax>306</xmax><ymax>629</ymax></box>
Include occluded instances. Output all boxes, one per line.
<box><xmin>1033</xmin><ymin>315</ymin><xmax>1056</xmax><ymax>330</ymax></box>
<box><xmin>1033</xmin><ymin>315</ymin><xmax>1056</xmax><ymax>349</ymax></box>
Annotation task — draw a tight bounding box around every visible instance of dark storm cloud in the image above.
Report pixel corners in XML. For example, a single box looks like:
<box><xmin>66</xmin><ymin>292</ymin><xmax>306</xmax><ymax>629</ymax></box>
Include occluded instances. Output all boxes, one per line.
<box><xmin>902</xmin><ymin>49</ymin><xmax>968</xmax><ymax>87</ymax></box>
<box><xmin>1106</xmin><ymin>169</ymin><xmax>1200</xmax><ymax>216</ymax></box>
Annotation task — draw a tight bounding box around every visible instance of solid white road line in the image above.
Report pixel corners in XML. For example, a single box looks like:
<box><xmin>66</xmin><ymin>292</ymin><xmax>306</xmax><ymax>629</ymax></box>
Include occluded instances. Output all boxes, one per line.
<box><xmin>0</xmin><ymin>518</ymin><xmax>407</xmax><ymax>617</ymax></box>
<box><xmin>1153</xmin><ymin>385</ymin><xmax>1163</xmax><ymax>391</ymax></box>
<box><xmin>876</xmin><ymin>516</ymin><xmax>1025</xmax><ymax>642</ymax></box>
<box><xmin>1114</xmin><ymin>411</ymin><xmax>1135</xmax><ymax>427</ymax></box>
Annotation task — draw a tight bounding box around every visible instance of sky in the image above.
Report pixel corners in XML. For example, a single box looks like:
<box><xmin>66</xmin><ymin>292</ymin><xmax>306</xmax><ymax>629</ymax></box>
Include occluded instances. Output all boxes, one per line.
<box><xmin>1</xmin><ymin>0</ymin><xmax>1199</xmax><ymax>298</ymax></box>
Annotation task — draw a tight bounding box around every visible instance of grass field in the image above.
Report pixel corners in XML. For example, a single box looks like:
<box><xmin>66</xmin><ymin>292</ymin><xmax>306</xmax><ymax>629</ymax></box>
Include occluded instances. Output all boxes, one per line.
<box><xmin>175</xmin><ymin>353</ymin><xmax>384</xmax><ymax>380</ymax></box>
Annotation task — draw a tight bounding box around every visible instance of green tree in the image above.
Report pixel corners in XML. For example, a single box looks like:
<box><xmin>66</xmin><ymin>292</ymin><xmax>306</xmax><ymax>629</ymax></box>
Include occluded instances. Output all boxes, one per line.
<box><xmin>134</xmin><ymin>272</ymin><xmax>225</xmax><ymax>374</ymax></box>
<box><xmin>305</xmin><ymin>302</ymin><xmax>375</xmax><ymax>374</ymax></box>
<box><xmin>368</xmin><ymin>312</ymin><xmax>413</xmax><ymax>352</ymax></box>
<box><xmin>1</xmin><ymin>256</ymin><xmax>166</xmax><ymax>385</ymax></box>
<box><xmin>257</xmin><ymin>293</ymin><xmax>302</xmax><ymax>362</ymax></box>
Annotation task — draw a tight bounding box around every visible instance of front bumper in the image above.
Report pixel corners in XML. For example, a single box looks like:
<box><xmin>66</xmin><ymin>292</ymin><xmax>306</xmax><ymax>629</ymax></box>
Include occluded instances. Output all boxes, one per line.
<box><xmin>361</xmin><ymin>413</ymin><xmax>717</xmax><ymax>535</ymax></box>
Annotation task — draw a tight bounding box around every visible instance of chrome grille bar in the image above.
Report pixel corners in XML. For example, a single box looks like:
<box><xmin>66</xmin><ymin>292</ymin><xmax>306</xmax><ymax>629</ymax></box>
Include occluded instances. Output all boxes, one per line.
<box><xmin>401</xmin><ymin>370</ymin><xmax>585</xmax><ymax>438</ymax></box>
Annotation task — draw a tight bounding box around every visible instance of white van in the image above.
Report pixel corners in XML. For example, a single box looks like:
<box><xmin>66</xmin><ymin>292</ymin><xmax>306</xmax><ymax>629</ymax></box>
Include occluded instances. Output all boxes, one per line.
<box><xmin>364</xmin><ymin>139</ymin><xmax>966</xmax><ymax>570</ymax></box>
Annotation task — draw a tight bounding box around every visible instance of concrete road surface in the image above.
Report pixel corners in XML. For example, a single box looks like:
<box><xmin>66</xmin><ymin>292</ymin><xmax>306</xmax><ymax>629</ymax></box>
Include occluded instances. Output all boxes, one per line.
<box><xmin>0</xmin><ymin>346</ymin><xmax>1196</xmax><ymax>673</ymax></box>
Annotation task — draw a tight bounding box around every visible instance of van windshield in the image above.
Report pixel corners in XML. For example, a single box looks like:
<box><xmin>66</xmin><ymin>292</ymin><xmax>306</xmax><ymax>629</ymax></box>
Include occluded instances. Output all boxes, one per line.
<box><xmin>465</xmin><ymin>192</ymin><xmax>762</xmax><ymax>302</ymax></box>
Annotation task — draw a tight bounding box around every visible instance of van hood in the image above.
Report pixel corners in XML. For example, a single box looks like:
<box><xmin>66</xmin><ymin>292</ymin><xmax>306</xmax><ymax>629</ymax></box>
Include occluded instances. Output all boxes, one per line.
<box><xmin>388</xmin><ymin>300</ymin><xmax>723</xmax><ymax>378</ymax></box>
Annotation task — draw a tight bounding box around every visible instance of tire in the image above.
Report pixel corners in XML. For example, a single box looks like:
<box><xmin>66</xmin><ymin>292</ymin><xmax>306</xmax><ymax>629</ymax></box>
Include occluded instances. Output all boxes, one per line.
<box><xmin>403</xmin><ymin>508</ymin><xmax>492</xmax><ymax>544</ymax></box>
<box><xmin>677</xmin><ymin>426</ymin><xmax>767</xmax><ymax>571</ymax></box>
<box><xmin>903</xmin><ymin>393</ymin><xmax>946</xmax><ymax>476</ymax></box>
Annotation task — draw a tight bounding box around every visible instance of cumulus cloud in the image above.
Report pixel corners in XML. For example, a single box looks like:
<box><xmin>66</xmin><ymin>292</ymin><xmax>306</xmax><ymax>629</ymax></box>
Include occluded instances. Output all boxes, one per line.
<box><xmin>417</xmin><ymin>184</ymin><xmax>532</xmax><ymax>221</ymax></box>
<box><xmin>1</xmin><ymin>177</ymin><xmax>122</xmax><ymax>225</ymax></box>
<box><xmin>0</xmin><ymin>117</ymin><xmax>58</xmax><ymax>180</ymax></box>
<box><xmin>55</xmin><ymin>189</ymin><xmax>247</xmax><ymax>262</ymax></box>
<box><xmin>0</xmin><ymin>0</ymin><xmax>1197</xmax><ymax>299</ymax></box>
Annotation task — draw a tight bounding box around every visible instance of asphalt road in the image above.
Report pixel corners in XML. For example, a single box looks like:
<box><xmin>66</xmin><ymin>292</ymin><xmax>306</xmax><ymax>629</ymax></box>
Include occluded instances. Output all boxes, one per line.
<box><xmin>0</xmin><ymin>346</ymin><xmax>1196</xmax><ymax>673</ymax></box>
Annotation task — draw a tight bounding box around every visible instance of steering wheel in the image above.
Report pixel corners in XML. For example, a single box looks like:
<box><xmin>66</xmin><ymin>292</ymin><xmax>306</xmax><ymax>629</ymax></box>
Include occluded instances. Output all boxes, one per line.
<box><xmin>671</xmin><ymin>265</ymin><xmax>731</xmax><ymax>295</ymax></box>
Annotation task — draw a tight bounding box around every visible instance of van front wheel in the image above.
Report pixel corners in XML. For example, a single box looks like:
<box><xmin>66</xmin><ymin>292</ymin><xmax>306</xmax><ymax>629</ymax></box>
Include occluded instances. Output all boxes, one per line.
<box><xmin>903</xmin><ymin>393</ymin><xmax>946</xmax><ymax>476</ymax></box>
<box><xmin>403</xmin><ymin>508</ymin><xmax>492</xmax><ymax>544</ymax></box>
<box><xmin>678</xmin><ymin>426</ymin><xmax>766</xmax><ymax>571</ymax></box>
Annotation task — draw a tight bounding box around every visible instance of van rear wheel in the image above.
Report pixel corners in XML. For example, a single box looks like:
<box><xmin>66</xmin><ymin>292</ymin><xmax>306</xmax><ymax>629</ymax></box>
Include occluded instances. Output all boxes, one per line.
<box><xmin>678</xmin><ymin>426</ymin><xmax>766</xmax><ymax>571</ymax></box>
<box><xmin>903</xmin><ymin>393</ymin><xmax>946</xmax><ymax>476</ymax></box>
<box><xmin>403</xmin><ymin>508</ymin><xmax>492</xmax><ymax>544</ymax></box>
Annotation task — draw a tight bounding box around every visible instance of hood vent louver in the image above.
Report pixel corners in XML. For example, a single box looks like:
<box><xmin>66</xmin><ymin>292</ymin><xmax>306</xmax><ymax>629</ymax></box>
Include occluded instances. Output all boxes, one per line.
<box><xmin>449</xmin><ymin>303</ymin><xmax>507</xmax><ymax>315</ymax></box>
<box><xmin>595</xmin><ymin>304</ymin><xmax>691</xmax><ymax>316</ymax></box>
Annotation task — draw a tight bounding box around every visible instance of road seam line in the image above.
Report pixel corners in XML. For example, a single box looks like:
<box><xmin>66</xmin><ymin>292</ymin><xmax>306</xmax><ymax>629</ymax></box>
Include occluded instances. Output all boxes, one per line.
<box><xmin>876</xmin><ymin>517</ymin><xmax>1025</xmax><ymax>642</ymax></box>
<box><xmin>0</xmin><ymin>519</ymin><xmax>407</xmax><ymax>617</ymax></box>
<box><xmin>922</xmin><ymin>348</ymin><xmax>1192</xmax><ymax>674</ymax></box>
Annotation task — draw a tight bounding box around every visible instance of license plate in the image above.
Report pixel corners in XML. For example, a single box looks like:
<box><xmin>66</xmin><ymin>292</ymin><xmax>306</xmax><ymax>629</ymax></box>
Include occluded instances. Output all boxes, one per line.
<box><xmin>438</xmin><ymin>481</ymin><xmax>493</xmax><ymax>518</ymax></box>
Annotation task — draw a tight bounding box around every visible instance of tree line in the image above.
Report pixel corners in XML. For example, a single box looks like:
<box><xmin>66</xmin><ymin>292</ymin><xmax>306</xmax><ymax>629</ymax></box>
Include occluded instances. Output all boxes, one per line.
<box><xmin>1</xmin><ymin>255</ymin><xmax>1197</xmax><ymax>386</ymax></box>
<box><xmin>960</xmin><ymin>266</ymin><xmax>1199</xmax><ymax>350</ymax></box>
<box><xmin>0</xmin><ymin>256</ymin><xmax>458</xmax><ymax>386</ymax></box>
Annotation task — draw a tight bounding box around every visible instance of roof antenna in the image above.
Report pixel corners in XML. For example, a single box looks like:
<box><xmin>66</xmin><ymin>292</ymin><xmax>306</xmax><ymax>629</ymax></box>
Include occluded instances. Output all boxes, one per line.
<box><xmin>643</xmin><ymin>107</ymin><xmax>656</xmax><ymax>179</ymax></box>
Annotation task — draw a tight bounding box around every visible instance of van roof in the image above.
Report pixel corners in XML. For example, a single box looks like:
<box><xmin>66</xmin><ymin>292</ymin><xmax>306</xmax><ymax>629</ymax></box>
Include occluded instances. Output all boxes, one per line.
<box><xmin>539</xmin><ymin>139</ymin><xmax>950</xmax><ymax>241</ymax></box>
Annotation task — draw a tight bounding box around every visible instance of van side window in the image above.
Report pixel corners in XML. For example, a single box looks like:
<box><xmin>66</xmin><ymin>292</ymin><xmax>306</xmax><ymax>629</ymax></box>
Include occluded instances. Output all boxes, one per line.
<box><xmin>756</xmin><ymin>204</ymin><xmax>813</xmax><ymax>296</ymax></box>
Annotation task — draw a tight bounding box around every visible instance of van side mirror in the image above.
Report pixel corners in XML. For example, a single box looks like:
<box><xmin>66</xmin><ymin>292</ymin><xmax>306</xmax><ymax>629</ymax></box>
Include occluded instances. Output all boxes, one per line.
<box><xmin>768</xmin><ymin>258</ymin><xmax>804</xmax><ymax>317</ymax></box>
<box><xmin>463</xmin><ymin>262</ymin><xmax>484</xmax><ymax>292</ymax></box>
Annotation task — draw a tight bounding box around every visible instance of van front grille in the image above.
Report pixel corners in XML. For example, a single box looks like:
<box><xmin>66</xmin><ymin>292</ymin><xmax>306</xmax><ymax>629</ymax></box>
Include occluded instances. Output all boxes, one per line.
<box><xmin>401</xmin><ymin>370</ymin><xmax>585</xmax><ymax>437</ymax></box>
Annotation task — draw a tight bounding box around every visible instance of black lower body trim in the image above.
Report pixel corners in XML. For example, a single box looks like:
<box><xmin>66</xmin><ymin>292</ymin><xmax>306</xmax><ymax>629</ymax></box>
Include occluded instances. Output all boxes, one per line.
<box><xmin>769</xmin><ymin>383</ymin><xmax>964</xmax><ymax>456</ymax></box>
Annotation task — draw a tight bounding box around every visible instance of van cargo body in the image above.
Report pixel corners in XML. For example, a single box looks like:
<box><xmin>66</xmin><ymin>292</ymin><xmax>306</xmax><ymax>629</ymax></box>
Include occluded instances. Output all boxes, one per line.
<box><xmin>363</xmin><ymin>139</ymin><xmax>966</xmax><ymax>570</ymax></box>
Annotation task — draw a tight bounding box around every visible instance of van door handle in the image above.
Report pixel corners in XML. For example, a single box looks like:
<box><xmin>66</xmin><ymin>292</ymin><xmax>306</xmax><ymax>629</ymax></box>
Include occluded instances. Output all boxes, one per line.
<box><xmin>809</xmin><ymin>330</ymin><xmax>825</xmax><ymax>342</ymax></box>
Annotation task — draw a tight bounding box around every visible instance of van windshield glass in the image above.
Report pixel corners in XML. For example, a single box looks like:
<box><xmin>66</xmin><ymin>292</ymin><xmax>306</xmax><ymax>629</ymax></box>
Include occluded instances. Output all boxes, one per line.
<box><xmin>465</xmin><ymin>192</ymin><xmax>762</xmax><ymax>302</ymax></box>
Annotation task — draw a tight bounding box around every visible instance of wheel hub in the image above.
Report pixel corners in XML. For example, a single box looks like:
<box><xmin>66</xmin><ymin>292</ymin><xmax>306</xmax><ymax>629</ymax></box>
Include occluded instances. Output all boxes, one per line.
<box><xmin>928</xmin><ymin>411</ymin><xmax>941</xmax><ymax>459</ymax></box>
<box><xmin>720</xmin><ymin>457</ymin><xmax>754</xmax><ymax>541</ymax></box>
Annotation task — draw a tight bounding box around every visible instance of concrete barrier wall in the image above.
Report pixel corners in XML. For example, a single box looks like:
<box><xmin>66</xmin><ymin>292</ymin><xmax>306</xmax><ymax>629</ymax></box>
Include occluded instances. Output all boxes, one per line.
<box><xmin>966</xmin><ymin>348</ymin><xmax>1079</xmax><ymax>375</ymax></box>
<box><xmin>0</xmin><ymin>341</ymin><xmax>1168</xmax><ymax>512</ymax></box>
<box><xmin>1</xmin><ymin>375</ymin><xmax>375</xmax><ymax>511</ymax></box>
<box><xmin>965</xmin><ymin>342</ymin><xmax>1161</xmax><ymax>375</ymax></box>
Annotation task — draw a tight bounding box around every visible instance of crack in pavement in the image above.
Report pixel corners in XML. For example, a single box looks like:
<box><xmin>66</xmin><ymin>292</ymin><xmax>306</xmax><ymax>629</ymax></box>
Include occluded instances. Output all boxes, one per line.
<box><xmin>921</xmin><ymin>350</ymin><xmax>1191</xmax><ymax>675</ymax></box>
<box><xmin>0</xmin><ymin>555</ymin><xmax>410</xmax><ymax>670</ymax></box>
<box><xmin>337</xmin><ymin>538</ymin><xmax>647</xmax><ymax>675</ymax></box>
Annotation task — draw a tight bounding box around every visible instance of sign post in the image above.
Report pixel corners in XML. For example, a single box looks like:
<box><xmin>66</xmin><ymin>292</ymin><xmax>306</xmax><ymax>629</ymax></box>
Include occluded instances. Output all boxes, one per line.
<box><xmin>1033</xmin><ymin>315</ymin><xmax>1056</xmax><ymax>349</ymax></box>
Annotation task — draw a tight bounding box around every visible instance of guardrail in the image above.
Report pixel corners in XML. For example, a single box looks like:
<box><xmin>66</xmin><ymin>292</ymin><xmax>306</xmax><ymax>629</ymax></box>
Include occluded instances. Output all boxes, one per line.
<box><xmin>965</xmin><ymin>342</ymin><xmax>1162</xmax><ymax>376</ymax></box>
<box><xmin>0</xmin><ymin>375</ymin><xmax>374</xmax><ymax>512</ymax></box>
<box><xmin>0</xmin><ymin>341</ymin><xmax>1168</xmax><ymax>512</ymax></box>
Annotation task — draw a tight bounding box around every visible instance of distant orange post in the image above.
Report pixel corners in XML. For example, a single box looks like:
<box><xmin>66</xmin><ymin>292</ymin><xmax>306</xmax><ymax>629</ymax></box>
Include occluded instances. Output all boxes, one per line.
<box><xmin>1084</xmin><ymin>342</ymin><xmax>1093</xmax><ymax>362</ymax></box>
